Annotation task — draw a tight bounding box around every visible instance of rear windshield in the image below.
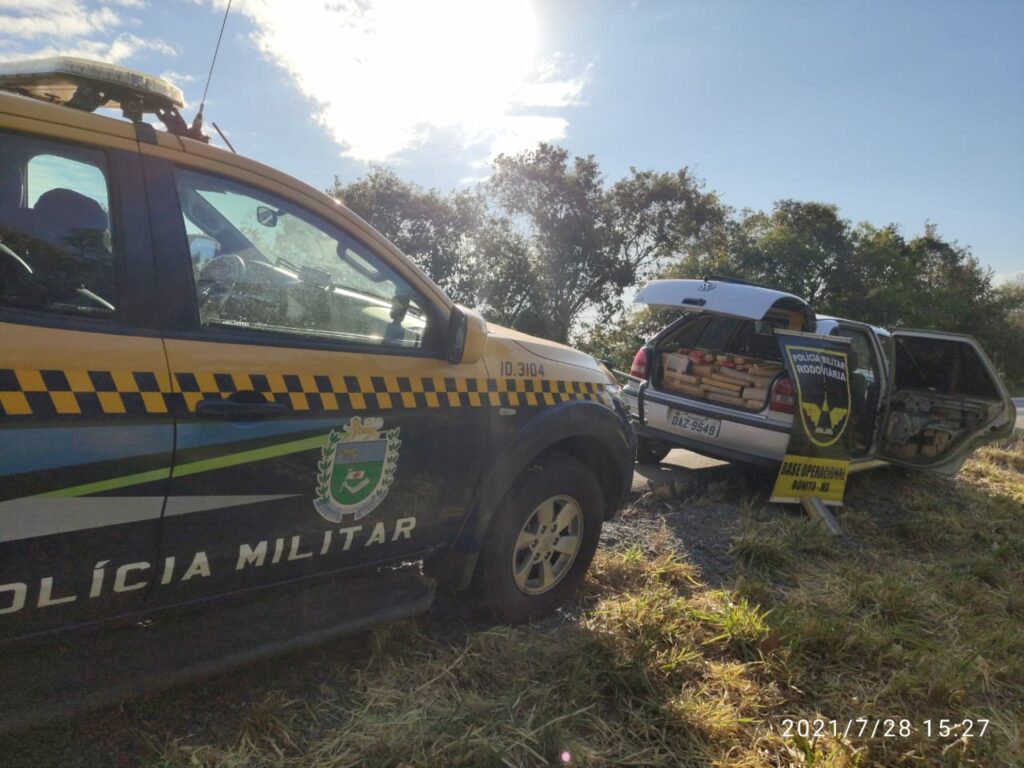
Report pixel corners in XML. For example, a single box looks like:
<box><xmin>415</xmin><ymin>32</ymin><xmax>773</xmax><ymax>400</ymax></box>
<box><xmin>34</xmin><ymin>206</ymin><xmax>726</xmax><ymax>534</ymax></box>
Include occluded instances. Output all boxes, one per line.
<box><xmin>661</xmin><ymin>315</ymin><xmax>783</xmax><ymax>362</ymax></box>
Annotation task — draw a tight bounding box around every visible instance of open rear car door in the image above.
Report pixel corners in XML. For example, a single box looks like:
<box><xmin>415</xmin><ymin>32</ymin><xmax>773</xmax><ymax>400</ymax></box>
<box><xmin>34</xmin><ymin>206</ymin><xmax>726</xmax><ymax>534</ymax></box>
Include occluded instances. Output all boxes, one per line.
<box><xmin>878</xmin><ymin>330</ymin><xmax>1016</xmax><ymax>475</ymax></box>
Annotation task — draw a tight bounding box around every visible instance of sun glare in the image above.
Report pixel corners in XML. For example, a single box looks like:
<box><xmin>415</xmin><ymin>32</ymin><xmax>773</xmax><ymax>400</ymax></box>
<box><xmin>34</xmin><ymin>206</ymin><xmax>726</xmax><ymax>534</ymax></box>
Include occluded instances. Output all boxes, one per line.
<box><xmin>242</xmin><ymin>0</ymin><xmax>572</xmax><ymax>163</ymax></box>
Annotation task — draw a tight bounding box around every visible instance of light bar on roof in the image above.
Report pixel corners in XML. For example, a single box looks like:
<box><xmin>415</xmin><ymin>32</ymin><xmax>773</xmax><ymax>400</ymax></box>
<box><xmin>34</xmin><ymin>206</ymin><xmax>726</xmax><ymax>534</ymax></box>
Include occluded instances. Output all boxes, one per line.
<box><xmin>0</xmin><ymin>56</ymin><xmax>184</xmax><ymax>112</ymax></box>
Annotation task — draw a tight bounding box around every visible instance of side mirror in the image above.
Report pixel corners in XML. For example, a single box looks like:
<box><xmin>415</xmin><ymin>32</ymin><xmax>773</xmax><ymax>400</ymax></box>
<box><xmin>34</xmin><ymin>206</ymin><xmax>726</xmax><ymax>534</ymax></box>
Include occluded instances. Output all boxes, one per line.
<box><xmin>256</xmin><ymin>205</ymin><xmax>279</xmax><ymax>227</ymax></box>
<box><xmin>446</xmin><ymin>305</ymin><xmax>487</xmax><ymax>364</ymax></box>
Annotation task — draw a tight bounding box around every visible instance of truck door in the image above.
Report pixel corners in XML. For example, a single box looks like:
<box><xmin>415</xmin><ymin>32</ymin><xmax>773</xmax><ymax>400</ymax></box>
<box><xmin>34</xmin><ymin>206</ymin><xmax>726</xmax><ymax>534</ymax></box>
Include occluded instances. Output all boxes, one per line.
<box><xmin>145</xmin><ymin>159</ymin><xmax>489</xmax><ymax>606</ymax></box>
<box><xmin>877</xmin><ymin>330</ymin><xmax>1015</xmax><ymax>474</ymax></box>
<box><xmin>0</xmin><ymin>127</ymin><xmax>169</xmax><ymax>639</ymax></box>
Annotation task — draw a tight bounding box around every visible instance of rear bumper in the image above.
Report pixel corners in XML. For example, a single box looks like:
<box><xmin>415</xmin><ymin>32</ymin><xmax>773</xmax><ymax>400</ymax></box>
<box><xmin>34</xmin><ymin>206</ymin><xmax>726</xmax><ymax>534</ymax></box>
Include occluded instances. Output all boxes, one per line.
<box><xmin>635</xmin><ymin>422</ymin><xmax>782</xmax><ymax>467</ymax></box>
<box><xmin>635</xmin><ymin>386</ymin><xmax>791</xmax><ymax>465</ymax></box>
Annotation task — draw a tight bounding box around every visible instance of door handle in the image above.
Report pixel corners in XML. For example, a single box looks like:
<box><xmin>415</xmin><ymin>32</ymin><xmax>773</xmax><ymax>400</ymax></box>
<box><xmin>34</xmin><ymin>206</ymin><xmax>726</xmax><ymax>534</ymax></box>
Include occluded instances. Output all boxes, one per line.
<box><xmin>195</xmin><ymin>398</ymin><xmax>288</xmax><ymax>419</ymax></box>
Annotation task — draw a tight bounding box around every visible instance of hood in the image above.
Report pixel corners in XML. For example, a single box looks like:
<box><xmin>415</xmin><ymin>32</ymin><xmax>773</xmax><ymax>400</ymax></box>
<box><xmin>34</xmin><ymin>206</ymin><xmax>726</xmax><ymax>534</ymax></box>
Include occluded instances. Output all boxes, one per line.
<box><xmin>486</xmin><ymin>323</ymin><xmax>606</xmax><ymax>374</ymax></box>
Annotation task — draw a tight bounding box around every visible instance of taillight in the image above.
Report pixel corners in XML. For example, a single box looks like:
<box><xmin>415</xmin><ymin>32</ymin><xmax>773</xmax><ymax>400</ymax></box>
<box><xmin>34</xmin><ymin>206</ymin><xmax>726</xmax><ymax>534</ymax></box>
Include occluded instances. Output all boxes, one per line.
<box><xmin>769</xmin><ymin>377</ymin><xmax>795</xmax><ymax>414</ymax></box>
<box><xmin>629</xmin><ymin>347</ymin><xmax>651</xmax><ymax>379</ymax></box>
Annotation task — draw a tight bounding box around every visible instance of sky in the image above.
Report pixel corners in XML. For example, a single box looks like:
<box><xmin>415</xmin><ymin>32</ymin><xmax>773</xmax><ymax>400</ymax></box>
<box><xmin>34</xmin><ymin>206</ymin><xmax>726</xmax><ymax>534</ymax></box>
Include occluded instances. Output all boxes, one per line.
<box><xmin>1</xmin><ymin>0</ymin><xmax>1022</xmax><ymax>279</ymax></box>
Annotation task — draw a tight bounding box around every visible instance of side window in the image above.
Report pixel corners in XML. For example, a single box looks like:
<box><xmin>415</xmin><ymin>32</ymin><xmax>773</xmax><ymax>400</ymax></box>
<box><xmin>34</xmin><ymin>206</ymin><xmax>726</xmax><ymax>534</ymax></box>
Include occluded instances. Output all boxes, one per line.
<box><xmin>0</xmin><ymin>132</ymin><xmax>117</xmax><ymax>318</ymax></box>
<box><xmin>894</xmin><ymin>336</ymin><xmax>1000</xmax><ymax>400</ymax></box>
<box><xmin>833</xmin><ymin>326</ymin><xmax>877</xmax><ymax>383</ymax></box>
<box><xmin>172</xmin><ymin>167</ymin><xmax>430</xmax><ymax>350</ymax></box>
<box><xmin>27</xmin><ymin>154</ymin><xmax>109</xmax><ymax>209</ymax></box>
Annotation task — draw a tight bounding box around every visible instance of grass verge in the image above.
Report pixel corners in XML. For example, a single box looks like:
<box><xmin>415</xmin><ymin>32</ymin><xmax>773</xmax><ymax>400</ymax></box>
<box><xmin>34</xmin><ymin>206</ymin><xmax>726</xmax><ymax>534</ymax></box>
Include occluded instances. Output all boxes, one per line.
<box><xmin>6</xmin><ymin>437</ymin><xmax>1023</xmax><ymax>767</ymax></box>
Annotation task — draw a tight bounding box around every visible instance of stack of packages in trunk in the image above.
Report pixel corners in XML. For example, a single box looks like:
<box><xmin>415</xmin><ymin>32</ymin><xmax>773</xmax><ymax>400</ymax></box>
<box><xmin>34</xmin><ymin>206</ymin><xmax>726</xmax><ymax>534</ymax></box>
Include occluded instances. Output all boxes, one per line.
<box><xmin>659</xmin><ymin>349</ymin><xmax>784</xmax><ymax>410</ymax></box>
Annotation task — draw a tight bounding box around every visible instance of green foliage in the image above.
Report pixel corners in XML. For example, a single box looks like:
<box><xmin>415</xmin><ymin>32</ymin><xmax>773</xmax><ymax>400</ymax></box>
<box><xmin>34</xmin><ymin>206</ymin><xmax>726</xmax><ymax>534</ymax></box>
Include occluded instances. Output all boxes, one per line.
<box><xmin>332</xmin><ymin>146</ymin><xmax>719</xmax><ymax>343</ymax></box>
<box><xmin>330</xmin><ymin>167</ymin><xmax>487</xmax><ymax>305</ymax></box>
<box><xmin>574</xmin><ymin>307</ymin><xmax>684</xmax><ymax>372</ymax></box>
<box><xmin>484</xmin><ymin>145</ymin><xmax>720</xmax><ymax>342</ymax></box>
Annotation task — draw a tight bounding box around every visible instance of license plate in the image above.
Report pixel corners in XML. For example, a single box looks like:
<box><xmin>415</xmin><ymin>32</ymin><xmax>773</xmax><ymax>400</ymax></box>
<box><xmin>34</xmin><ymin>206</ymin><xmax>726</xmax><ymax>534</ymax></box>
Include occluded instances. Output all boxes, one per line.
<box><xmin>668</xmin><ymin>409</ymin><xmax>721</xmax><ymax>439</ymax></box>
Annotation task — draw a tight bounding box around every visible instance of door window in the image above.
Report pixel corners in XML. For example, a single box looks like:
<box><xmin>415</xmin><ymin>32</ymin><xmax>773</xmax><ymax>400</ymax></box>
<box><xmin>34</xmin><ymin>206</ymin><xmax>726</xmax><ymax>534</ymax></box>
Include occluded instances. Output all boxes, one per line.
<box><xmin>893</xmin><ymin>335</ymin><xmax>1000</xmax><ymax>400</ymax></box>
<box><xmin>883</xmin><ymin>334</ymin><xmax>1007</xmax><ymax>469</ymax></box>
<box><xmin>172</xmin><ymin>168</ymin><xmax>430</xmax><ymax>349</ymax></box>
<box><xmin>0</xmin><ymin>132</ymin><xmax>117</xmax><ymax>318</ymax></box>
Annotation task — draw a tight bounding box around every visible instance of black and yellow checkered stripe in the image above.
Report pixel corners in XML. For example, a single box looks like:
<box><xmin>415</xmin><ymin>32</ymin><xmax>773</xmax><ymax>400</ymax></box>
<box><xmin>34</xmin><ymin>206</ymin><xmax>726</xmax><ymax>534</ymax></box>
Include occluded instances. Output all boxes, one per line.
<box><xmin>0</xmin><ymin>368</ymin><xmax>610</xmax><ymax>417</ymax></box>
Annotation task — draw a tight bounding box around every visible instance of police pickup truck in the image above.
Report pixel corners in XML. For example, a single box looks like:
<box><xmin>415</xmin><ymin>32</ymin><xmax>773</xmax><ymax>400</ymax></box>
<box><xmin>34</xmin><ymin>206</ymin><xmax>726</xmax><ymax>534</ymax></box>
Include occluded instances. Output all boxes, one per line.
<box><xmin>0</xmin><ymin>58</ymin><xmax>634</xmax><ymax>728</ymax></box>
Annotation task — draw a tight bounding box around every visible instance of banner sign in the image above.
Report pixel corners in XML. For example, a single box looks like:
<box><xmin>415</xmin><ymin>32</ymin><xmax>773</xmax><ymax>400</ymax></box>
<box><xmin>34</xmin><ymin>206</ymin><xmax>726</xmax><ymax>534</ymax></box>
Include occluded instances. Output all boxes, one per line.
<box><xmin>770</xmin><ymin>331</ymin><xmax>854</xmax><ymax>506</ymax></box>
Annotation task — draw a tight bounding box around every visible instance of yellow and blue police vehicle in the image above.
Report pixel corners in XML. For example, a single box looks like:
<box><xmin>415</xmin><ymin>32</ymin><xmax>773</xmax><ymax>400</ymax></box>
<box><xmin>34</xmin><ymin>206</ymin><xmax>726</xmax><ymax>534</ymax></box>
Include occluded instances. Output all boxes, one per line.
<box><xmin>0</xmin><ymin>58</ymin><xmax>634</xmax><ymax>727</ymax></box>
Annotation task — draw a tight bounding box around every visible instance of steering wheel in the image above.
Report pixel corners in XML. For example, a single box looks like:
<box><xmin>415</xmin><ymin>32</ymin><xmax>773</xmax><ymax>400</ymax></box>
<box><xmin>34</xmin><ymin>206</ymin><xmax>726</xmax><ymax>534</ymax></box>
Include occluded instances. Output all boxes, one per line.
<box><xmin>196</xmin><ymin>253</ymin><xmax>246</xmax><ymax>314</ymax></box>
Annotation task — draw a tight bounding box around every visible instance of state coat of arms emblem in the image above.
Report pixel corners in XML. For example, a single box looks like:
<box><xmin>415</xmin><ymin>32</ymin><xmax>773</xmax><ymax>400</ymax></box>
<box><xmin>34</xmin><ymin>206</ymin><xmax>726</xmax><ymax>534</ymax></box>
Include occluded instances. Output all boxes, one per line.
<box><xmin>314</xmin><ymin>417</ymin><xmax>401</xmax><ymax>522</ymax></box>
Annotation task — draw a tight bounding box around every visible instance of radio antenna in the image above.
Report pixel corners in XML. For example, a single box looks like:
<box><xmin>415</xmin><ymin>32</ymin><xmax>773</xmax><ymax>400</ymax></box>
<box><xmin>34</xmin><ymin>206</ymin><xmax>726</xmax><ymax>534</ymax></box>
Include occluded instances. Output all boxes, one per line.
<box><xmin>191</xmin><ymin>0</ymin><xmax>233</xmax><ymax>137</ymax></box>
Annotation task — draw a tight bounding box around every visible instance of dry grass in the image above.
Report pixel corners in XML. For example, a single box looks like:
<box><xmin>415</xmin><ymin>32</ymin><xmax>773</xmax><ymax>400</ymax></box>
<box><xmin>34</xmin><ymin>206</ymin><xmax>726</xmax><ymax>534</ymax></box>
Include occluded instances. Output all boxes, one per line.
<box><xmin>8</xmin><ymin>438</ymin><xmax>1024</xmax><ymax>767</ymax></box>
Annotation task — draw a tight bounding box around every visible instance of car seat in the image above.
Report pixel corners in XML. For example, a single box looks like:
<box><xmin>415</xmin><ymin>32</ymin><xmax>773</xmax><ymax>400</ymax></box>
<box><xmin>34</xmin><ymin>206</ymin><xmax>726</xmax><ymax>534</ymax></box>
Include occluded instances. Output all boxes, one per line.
<box><xmin>32</xmin><ymin>188</ymin><xmax>108</xmax><ymax>248</ymax></box>
<box><xmin>23</xmin><ymin>188</ymin><xmax>114</xmax><ymax>311</ymax></box>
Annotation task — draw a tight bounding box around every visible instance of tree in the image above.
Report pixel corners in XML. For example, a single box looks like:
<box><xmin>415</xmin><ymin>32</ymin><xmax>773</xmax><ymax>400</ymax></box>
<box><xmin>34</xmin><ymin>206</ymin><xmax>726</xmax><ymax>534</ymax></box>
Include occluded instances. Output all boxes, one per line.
<box><xmin>330</xmin><ymin>168</ymin><xmax>484</xmax><ymax>305</ymax></box>
<box><xmin>608</xmin><ymin>168</ymin><xmax>727</xmax><ymax>287</ymax></box>
<box><xmin>486</xmin><ymin>145</ymin><xmax>617</xmax><ymax>341</ymax></box>
<box><xmin>574</xmin><ymin>307</ymin><xmax>685</xmax><ymax>372</ymax></box>
<box><xmin>728</xmin><ymin>201</ymin><xmax>853</xmax><ymax>307</ymax></box>
<box><xmin>486</xmin><ymin>144</ymin><xmax>723</xmax><ymax>342</ymax></box>
<box><xmin>988</xmin><ymin>277</ymin><xmax>1024</xmax><ymax>392</ymax></box>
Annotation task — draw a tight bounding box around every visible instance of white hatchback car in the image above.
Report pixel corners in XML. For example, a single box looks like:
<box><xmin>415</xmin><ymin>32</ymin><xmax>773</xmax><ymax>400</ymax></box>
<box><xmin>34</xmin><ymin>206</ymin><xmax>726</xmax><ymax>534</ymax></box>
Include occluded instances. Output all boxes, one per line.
<box><xmin>622</xmin><ymin>278</ymin><xmax>1016</xmax><ymax>476</ymax></box>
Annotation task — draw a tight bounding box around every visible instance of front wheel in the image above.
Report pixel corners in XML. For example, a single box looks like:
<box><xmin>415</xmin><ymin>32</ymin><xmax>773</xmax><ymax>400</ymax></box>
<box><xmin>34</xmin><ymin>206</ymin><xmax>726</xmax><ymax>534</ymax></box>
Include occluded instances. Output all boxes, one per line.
<box><xmin>474</xmin><ymin>454</ymin><xmax>604</xmax><ymax>623</ymax></box>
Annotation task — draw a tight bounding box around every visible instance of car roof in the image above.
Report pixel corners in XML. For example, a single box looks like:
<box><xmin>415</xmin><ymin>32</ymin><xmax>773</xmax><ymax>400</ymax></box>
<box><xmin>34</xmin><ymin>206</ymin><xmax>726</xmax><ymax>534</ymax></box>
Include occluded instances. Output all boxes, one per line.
<box><xmin>816</xmin><ymin>314</ymin><xmax>891</xmax><ymax>338</ymax></box>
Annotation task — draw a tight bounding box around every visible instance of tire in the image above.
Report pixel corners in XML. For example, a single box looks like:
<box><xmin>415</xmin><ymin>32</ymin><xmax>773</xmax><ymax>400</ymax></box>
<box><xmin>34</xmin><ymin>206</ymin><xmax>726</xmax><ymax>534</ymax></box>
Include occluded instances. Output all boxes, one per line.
<box><xmin>474</xmin><ymin>454</ymin><xmax>604</xmax><ymax>624</ymax></box>
<box><xmin>635</xmin><ymin>436</ymin><xmax>671</xmax><ymax>464</ymax></box>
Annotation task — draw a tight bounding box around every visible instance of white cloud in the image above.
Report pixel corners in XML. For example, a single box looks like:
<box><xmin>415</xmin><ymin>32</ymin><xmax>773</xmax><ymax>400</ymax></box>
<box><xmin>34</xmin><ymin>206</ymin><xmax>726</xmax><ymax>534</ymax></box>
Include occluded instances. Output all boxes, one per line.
<box><xmin>0</xmin><ymin>5</ymin><xmax>121</xmax><ymax>41</ymax></box>
<box><xmin>488</xmin><ymin>115</ymin><xmax>570</xmax><ymax>158</ymax></box>
<box><xmin>513</xmin><ymin>79</ymin><xmax>586</xmax><ymax>109</ymax></box>
<box><xmin>0</xmin><ymin>32</ymin><xmax>175</xmax><ymax>64</ymax></box>
<box><xmin>233</xmin><ymin>0</ymin><xmax>588</xmax><ymax>163</ymax></box>
<box><xmin>0</xmin><ymin>1</ymin><xmax>173</xmax><ymax>65</ymax></box>
<box><xmin>0</xmin><ymin>1</ymin><xmax>77</xmax><ymax>10</ymax></box>
<box><xmin>160</xmin><ymin>70</ymin><xmax>195</xmax><ymax>83</ymax></box>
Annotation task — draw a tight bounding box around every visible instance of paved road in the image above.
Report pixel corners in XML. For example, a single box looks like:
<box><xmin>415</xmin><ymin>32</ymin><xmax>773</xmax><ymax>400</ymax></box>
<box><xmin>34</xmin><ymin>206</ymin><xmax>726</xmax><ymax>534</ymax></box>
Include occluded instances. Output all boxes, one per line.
<box><xmin>631</xmin><ymin>449</ymin><xmax>733</xmax><ymax>496</ymax></box>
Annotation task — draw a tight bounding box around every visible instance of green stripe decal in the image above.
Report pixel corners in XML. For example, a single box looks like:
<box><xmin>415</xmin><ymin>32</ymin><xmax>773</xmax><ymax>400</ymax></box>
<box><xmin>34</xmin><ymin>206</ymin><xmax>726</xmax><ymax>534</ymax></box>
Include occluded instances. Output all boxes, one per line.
<box><xmin>171</xmin><ymin>435</ymin><xmax>325</xmax><ymax>479</ymax></box>
<box><xmin>39</xmin><ymin>468</ymin><xmax>172</xmax><ymax>498</ymax></box>
<box><xmin>36</xmin><ymin>435</ymin><xmax>325</xmax><ymax>498</ymax></box>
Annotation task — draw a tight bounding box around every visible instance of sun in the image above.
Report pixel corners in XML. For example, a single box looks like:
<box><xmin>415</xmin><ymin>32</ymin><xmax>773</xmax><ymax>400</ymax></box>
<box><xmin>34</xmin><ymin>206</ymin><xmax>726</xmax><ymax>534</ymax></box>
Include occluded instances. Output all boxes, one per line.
<box><xmin>242</xmin><ymin>0</ymin><xmax>552</xmax><ymax>162</ymax></box>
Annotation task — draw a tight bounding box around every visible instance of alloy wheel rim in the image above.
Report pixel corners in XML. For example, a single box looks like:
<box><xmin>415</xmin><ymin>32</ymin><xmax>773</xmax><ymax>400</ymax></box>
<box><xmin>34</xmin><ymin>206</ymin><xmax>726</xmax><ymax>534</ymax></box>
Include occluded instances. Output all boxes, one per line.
<box><xmin>512</xmin><ymin>494</ymin><xmax>584</xmax><ymax>595</ymax></box>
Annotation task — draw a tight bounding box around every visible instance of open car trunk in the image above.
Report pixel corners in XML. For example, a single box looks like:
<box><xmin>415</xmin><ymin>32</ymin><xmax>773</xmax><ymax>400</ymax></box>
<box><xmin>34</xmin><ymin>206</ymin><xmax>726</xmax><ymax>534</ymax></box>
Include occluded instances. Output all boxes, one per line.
<box><xmin>655</xmin><ymin>335</ymin><xmax>786</xmax><ymax>411</ymax></box>
<box><xmin>637</xmin><ymin>279</ymin><xmax>814</xmax><ymax>413</ymax></box>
